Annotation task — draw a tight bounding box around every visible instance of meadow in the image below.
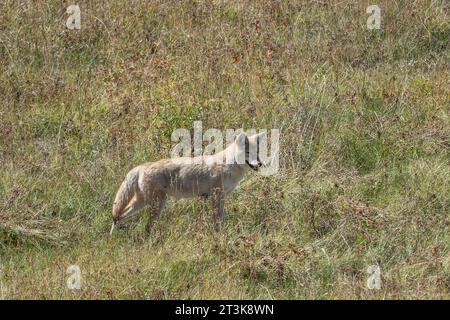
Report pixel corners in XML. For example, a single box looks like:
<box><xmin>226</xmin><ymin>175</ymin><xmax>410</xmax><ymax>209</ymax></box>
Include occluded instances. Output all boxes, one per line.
<box><xmin>0</xmin><ymin>0</ymin><xmax>448</xmax><ymax>299</ymax></box>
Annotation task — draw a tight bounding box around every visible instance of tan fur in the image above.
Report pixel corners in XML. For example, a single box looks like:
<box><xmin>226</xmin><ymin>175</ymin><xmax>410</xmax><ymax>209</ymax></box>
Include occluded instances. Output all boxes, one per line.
<box><xmin>110</xmin><ymin>132</ymin><xmax>265</xmax><ymax>234</ymax></box>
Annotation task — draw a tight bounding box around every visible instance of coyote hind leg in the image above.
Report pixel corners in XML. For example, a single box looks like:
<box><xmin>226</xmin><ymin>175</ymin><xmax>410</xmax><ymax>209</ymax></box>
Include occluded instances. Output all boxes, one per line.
<box><xmin>145</xmin><ymin>193</ymin><xmax>167</xmax><ymax>234</ymax></box>
<box><xmin>113</xmin><ymin>194</ymin><xmax>145</xmax><ymax>229</ymax></box>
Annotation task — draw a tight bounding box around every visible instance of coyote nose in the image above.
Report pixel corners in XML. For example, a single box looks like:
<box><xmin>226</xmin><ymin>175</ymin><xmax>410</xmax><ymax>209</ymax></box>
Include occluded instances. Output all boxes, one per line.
<box><xmin>247</xmin><ymin>159</ymin><xmax>262</xmax><ymax>171</ymax></box>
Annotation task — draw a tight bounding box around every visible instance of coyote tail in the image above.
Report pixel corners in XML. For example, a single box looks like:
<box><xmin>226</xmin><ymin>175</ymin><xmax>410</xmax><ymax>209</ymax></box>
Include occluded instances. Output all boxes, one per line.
<box><xmin>112</xmin><ymin>167</ymin><xmax>140</xmax><ymax>223</ymax></box>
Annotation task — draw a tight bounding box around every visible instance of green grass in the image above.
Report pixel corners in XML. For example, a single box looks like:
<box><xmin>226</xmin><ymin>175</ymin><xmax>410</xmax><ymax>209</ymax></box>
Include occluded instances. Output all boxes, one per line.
<box><xmin>0</xmin><ymin>0</ymin><xmax>449</xmax><ymax>299</ymax></box>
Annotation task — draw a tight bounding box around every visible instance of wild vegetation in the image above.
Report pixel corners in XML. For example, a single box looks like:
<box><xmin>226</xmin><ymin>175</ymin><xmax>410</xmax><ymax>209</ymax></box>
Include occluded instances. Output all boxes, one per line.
<box><xmin>0</xmin><ymin>0</ymin><xmax>448</xmax><ymax>299</ymax></box>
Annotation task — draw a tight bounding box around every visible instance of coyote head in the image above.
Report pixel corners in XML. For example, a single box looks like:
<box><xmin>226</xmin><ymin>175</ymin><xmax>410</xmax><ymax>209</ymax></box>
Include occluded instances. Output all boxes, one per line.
<box><xmin>234</xmin><ymin>132</ymin><xmax>267</xmax><ymax>171</ymax></box>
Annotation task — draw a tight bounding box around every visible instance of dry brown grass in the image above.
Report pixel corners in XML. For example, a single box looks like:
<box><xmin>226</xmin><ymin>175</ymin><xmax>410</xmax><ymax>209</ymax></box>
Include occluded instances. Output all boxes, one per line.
<box><xmin>0</xmin><ymin>0</ymin><xmax>449</xmax><ymax>299</ymax></box>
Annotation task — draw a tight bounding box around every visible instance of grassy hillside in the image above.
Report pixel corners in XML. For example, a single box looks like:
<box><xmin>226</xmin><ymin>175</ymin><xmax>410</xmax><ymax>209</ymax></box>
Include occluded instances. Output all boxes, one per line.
<box><xmin>0</xmin><ymin>0</ymin><xmax>448</xmax><ymax>299</ymax></box>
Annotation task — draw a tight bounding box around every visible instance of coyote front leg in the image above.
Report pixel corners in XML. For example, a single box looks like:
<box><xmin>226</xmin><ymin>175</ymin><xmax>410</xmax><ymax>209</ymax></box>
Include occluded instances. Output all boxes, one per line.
<box><xmin>111</xmin><ymin>195</ymin><xmax>145</xmax><ymax>234</ymax></box>
<box><xmin>212</xmin><ymin>187</ymin><xmax>225</xmax><ymax>231</ymax></box>
<box><xmin>145</xmin><ymin>193</ymin><xmax>167</xmax><ymax>234</ymax></box>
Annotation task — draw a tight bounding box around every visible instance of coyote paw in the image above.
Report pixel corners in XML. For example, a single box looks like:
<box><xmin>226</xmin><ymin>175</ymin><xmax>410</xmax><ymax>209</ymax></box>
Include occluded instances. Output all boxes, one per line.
<box><xmin>213</xmin><ymin>221</ymin><xmax>223</xmax><ymax>232</ymax></box>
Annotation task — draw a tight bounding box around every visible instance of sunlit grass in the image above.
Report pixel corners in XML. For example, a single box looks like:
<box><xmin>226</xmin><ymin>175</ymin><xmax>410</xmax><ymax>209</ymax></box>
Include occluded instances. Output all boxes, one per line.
<box><xmin>0</xmin><ymin>0</ymin><xmax>448</xmax><ymax>299</ymax></box>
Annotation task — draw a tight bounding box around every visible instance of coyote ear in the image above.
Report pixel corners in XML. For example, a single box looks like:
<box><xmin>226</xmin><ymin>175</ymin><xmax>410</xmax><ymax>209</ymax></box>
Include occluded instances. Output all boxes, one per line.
<box><xmin>236</xmin><ymin>132</ymin><xmax>247</xmax><ymax>145</ymax></box>
<box><xmin>252</xmin><ymin>131</ymin><xmax>267</xmax><ymax>141</ymax></box>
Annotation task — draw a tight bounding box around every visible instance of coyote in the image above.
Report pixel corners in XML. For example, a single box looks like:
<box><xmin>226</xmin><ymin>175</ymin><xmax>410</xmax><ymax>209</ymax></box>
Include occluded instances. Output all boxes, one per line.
<box><xmin>110</xmin><ymin>132</ymin><xmax>266</xmax><ymax>234</ymax></box>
